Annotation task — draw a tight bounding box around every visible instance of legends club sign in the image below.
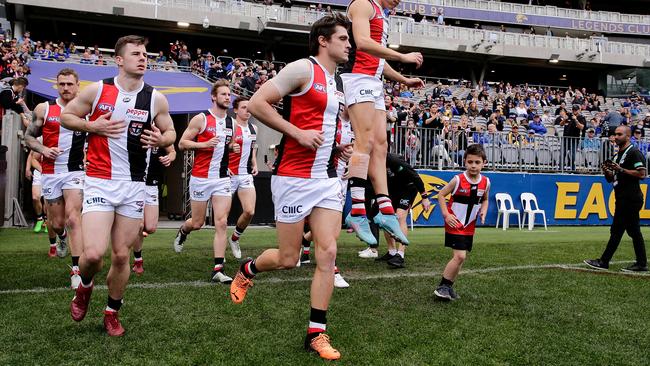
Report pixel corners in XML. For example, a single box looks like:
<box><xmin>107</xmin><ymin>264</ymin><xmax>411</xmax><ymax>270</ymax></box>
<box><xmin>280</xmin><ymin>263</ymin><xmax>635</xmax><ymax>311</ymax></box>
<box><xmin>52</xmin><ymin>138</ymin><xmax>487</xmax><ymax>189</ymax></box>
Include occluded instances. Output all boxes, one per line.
<box><xmin>311</xmin><ymin>0</ymin><xmax>650</xmax><ymax>36</ymax></box>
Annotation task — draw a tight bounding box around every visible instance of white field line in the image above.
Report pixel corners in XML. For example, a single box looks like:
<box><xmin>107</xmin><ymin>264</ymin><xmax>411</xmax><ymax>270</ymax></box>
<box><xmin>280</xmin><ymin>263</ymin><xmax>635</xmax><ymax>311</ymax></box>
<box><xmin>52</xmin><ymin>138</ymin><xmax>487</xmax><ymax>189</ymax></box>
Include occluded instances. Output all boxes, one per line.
<box><xmin>0</xmin><ymin>261</ymin><xmax>645</xmax><ymax>295</ymax></box>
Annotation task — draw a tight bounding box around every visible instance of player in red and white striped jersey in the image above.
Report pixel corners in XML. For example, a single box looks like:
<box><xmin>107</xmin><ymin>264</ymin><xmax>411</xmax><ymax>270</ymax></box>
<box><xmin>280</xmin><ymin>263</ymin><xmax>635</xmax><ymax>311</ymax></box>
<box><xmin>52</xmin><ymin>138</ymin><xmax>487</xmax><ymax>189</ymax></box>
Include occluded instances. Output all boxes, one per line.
<box><xmin>25</xmin><ymin>68</ymin><xmax>85</xmax><ymax>289</ymax></box>
<box><xmin>435</xmin><ymin>144</ymin><xmax>490</xmax><ymax>301</ymax></box>
<box><xmin>342</xmin><ymin>0</ymin><xmax>424</xmax><ymax>246</ymax></box>
<box><xmin>230</xmin><ymin>14</ymin><xmax>350</xmax><ymax>361</ymax></box>
<box><xmin>227</xmin><ymin>98</ymin><xmax>259</xmax><ymax>259</ymax></box>
<box><xmin>61</xmin><ymin>35</ymin><xmax>176</xmax><ymax>337</ymax></box>
<box><xmin>173</xmin><ymin>80</ymin><xmax>236</xmax><ymax>284</ymax></box>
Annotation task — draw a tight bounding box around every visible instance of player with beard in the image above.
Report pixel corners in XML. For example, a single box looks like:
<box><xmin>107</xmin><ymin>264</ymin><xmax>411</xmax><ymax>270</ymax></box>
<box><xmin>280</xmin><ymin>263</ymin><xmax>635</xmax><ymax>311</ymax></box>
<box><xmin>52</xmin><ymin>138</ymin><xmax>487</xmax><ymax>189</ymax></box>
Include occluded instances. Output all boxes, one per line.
<box><xmin>25</xmin><ymin>68</ymin><xmax>86</xmax><ymax>289</ymax></box>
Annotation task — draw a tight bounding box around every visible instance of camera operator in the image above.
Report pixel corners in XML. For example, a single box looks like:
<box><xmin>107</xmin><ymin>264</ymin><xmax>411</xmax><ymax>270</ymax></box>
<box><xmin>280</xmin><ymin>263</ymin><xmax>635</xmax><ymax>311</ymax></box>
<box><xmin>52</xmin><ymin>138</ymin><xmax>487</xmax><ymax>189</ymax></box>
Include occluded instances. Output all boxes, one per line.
<box><xmin>584</xmin><ymin>125</ymin><xmax>647</xmax><ymax>272</ymax></box>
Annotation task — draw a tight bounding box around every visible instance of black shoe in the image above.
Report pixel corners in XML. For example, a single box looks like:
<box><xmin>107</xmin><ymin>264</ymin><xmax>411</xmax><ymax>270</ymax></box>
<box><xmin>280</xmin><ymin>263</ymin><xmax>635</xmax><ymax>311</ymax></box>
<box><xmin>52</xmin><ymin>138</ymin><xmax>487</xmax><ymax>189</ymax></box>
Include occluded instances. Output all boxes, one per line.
<box><xmin>387</xmin><ymin>254</ymin><xmax>405</xmax><ymax>268</ymax></box>
<box><xmin>300</xmin><ymin>252</ymin><xmax>311</xmax><ymax>264</ymax></box>
<box><xmin>620</xmin><ymin>263</ymin><xmax>648</xmax><ymax>272</ymax></box>
<box><xmin>583</xmin><ymin>259</ymin><xmax>608</xmax><ymax>270</ymax></box>
<box><xmin>448</xmin><ymin>286</ymin><xmax>460</xmax><ymax>301</ymax></box>
<box><xmin>434</xmin><ymin>285</ymin><xmax>452</xmax><ymax>301</ymax></box>
<box><xmin>375</xmin><ymin>252</ymin><xmax>395</xmax><ymax>262</ymax></box>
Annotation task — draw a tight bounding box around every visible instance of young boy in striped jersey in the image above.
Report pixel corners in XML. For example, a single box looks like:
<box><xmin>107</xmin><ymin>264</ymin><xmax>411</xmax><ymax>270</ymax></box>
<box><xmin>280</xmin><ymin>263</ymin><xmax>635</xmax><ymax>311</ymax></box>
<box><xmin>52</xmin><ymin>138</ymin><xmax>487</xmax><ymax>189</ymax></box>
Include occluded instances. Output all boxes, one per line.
<box><xmin>435</xmin><ymin>144</ymin><xmax>490</xmax><ymax>301</ymax></box>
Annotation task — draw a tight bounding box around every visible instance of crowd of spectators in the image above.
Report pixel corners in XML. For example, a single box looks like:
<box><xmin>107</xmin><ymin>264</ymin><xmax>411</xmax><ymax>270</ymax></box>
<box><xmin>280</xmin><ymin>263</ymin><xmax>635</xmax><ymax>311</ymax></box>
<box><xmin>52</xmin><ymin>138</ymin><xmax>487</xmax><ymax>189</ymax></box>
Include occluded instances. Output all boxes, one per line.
<box><xmin>388</xmin><ymin>81</ymin><xmax>650</xmax><ymax>169</ymax></box>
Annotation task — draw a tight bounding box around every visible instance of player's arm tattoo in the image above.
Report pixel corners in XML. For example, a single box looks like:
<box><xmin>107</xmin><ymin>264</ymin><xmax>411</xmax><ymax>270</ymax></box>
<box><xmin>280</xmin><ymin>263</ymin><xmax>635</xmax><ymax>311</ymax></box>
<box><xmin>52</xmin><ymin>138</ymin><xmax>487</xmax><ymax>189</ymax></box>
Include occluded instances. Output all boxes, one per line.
<box><xmin>24</xmin><ymin>108</ymin><xmax>46</xmax><ymax>153</ymax></box>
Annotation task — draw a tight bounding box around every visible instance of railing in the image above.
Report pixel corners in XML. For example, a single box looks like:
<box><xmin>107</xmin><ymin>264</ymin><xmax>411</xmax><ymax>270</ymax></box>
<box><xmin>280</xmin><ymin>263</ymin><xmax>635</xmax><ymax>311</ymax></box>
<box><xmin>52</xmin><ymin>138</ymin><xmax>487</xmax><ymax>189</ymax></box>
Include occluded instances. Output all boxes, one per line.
<box><xmin>391</xmin><ymin>126</ymin><xmax>650</xmax><ymax>174</ymax></box>
<box><xmin>117</xmin><ymin>0</ymin><xmax>650</xmax><ymax>59</ymax></box>
<box><xmin>390</xmin><ymin>17</ymin><xmax>650</xmax><ymax>58</ymax></box>
<box><xmin>430</xmin><ymin>0</ymin><xmax>650</xmax><ymax>27</ymax></box>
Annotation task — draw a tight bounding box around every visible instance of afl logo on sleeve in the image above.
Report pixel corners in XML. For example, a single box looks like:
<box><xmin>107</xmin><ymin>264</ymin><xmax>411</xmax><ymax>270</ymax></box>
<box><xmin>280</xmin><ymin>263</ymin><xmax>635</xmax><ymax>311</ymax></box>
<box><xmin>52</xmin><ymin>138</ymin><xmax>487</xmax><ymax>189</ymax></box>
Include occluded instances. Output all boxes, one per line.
<box><xmin>97</xmin><ymin>103</ymin><xmax>115</xmax><ymax>113</ymax></box>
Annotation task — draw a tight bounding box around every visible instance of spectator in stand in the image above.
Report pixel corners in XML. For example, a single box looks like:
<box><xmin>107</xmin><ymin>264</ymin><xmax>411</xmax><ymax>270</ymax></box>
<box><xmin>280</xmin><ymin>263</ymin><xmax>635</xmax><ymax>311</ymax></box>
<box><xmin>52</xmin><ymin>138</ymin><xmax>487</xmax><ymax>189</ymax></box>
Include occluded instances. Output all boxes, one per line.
<box><xmin>79</xmin><ymin>49</ymin><xmax>93</xmax><ymax>64</ymax></box>
<box><xmin>405</xmin><ymin>118</ymin><xmax>420</xmax><ymax>166</ymax></box>
<box><xmin>506</xmin><ymin>125</ymin><xmax>524</xmax><ymax>146</ymax></box>
<box><xmin>515</xmin><ymin>101</ymin><xmax>528</xmax><ymax>117</ymax></box>
<box><xmin>643</xmin><ymin>113</ymin><xmax>650</xmax><ymax>128</ymax></box>
<box><xmin>255</xmin><ymin>69</ymin><xmax>268</xmax><ymax>91</ymax></box>
<box><xmin>479</xmin><ymin>104</ymin><xmax>492</xmax><ymax>119</ymax></box>
<box><xmin>631</xmin><ymin>129</ymin><xmax>644</xmax><ymax>146</ymax></box>
<box><xmin>446</xmin><ymin>123</ymin><xmax>468</xmax><ymax>166</ymax></box>
<box><xmin>178</xmin><ymin>44</ymin><xmax>191</xmax><ymax>69</ymax></box>
<box><xmin>603</xmin><ymin>107</ymin><xmax>625</xmax><ymax>135</ymax></box>
<box><xmin>528</xmin><ymin>115</ymin><xmax>547</xmax><ymax>135</ymax></box>
<box><xmin>555</xmin><ymin>101</ymin><xmax>567</xmax><ymax>116</ymax></box>
<box><xmin>437</xmin><ymin>9</ymin><xmax>444</xmax><ymax>25</ymax></box>
<box><xmin>95</xmin><ymin>54</ymin><xmax>107</xmax><ymax>66</ymax></box>
<box><xmin>156</xmin><ymin>51</ymin><xmax>167</xmax><ymax>63</ymax></box>
<box><xmin>207</xmin><ymin>60</ymin><xmax>225</xmax><ymax>80</ymax></box>
<box><xmin>588</xmin><ymin>117</ymin><xmax>603</xmax><ymax>136</ymax></box>
<box><xmin>0</xmin><ymin>76</ymin><xmax>29</xmax><ymax>127</ymax></box>
<box><xmin>238</xmin><ymin>68</ymin><xmax>256</xmax><ymax>95</ymax></box>
<box><xmin>170</xmin><ymin>40</ymin><xmax>180</xmax><ymax>61</ymax></box>
<box><xmin>561</xmin><ymin>105</ymin><xmax>586</xmax><ymax>170</ymax></box>
<box><xmin>467</xmin><ymin>101</ymin><xmax>479</xmax><ymax>117</ymax></box>
<box><xmin>54</xmin><ymin>47</ymin><xmax>67</xmax><ymax>62</ymax></box>
<box><xmin>386</xmin><ymin>95</ymin><xmax>397</xmax><ymax>145</ymax></box>
<box><xmin>1</xmin><ymin>59</ymin><xmax>20</xmax><ymax>79</ymax></box>
<box><xmin>525</xmin><ymin>129</ymin><xmax>537</xmax><ymax>146</ymax></box>
<box><xmin>422</xmin><ymin>105</ymin><xmax>443</xmax><ymax>130</ymax></box>
<box><xmin>581</xmin><ymin>128</ymin><xmax>600</xmax><ymax>151</ymax></box>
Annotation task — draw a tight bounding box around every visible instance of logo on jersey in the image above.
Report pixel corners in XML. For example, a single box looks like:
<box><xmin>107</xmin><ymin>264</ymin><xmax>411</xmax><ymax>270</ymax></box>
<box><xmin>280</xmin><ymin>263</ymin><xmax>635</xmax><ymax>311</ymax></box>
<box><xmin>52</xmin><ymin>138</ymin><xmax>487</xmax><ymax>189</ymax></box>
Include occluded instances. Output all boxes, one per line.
<box><xmin>281</xmin><ymin>205</ymin><xmax>303</xmax><ymax>214</ymax></box>
<box><xmin>313</xmin><ymin>83</ymin><xmax>326</xmax><ymax>93</ymax></box>
<box><xmin>97</xmin><ymin>103</ymin><xmax>115</xmax><ymax>113</ymax></box>
<box><xmin>85</xmin><ymin>197</ymin><xmax>108</xmax><ymax>205</ymax></box>
<box><xmin>46</xmin><ymin>116</ymin><xmax>60</xmax><ymax>123</ymax></box>
<box><xmin>129</xmin><ymin>122</ymin><xmax>145</xmax><ymax>136</ymax></box>
<box><xmin>334</xmin><ymin>90</ymin><xmax>345</xmax><ymax>104</ymax></box>
<box><xmin>126</xmin><ymin>108</ymin><xmax>150</xmax><ymax>122</ymax></box>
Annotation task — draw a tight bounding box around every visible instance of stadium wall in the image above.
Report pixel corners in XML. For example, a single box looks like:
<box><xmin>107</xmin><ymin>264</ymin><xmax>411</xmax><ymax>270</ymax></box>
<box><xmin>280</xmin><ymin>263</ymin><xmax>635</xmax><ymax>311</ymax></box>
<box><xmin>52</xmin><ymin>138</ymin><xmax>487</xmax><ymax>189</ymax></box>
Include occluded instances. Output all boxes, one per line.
<box><xmin>344</xmin><ymin>170</ymin><xmax>650</xmax><ymax>227</ymax></box>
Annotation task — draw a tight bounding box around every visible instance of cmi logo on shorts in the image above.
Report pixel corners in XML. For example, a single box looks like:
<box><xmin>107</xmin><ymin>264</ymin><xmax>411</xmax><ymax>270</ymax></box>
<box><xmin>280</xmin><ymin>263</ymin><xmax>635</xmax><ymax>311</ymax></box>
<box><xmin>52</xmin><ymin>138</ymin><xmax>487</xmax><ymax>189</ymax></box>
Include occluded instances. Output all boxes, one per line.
<box><xmin>359</xmin><ymin>89</ymin><xmax>375</xmax><ymax>96</ymax></box>
<box><xmin>281</xmin><ymin>205</ymin><xmax>303</xmax><ymax>215</ymax></box>
<box><xmin>71</xmin><ymin>177</ymin><xmax>82</xmax><ymax>185</ymax></box>
<box><xmin>85</xmin><ymin>197</ymin><xmax>107</xmax><ymax>205</ymax></box>
<box><xmin>42</xmin><ymin>187</ymin><xmax>52</xmax><ymax>195</ymax></box>
<box><xmin>400</xmin><ymin>199</ymin><xmax>410</xmax><ymax>206</ymax></box>
<box><xmin>126</xmin><ymin>108</ymin><xmax>149</xmax><ymax>122</ymax></box>
<box><xmin>193</xmin><ymin>190</ymin><xmax>205</xmax><ymax>198</ymax></box>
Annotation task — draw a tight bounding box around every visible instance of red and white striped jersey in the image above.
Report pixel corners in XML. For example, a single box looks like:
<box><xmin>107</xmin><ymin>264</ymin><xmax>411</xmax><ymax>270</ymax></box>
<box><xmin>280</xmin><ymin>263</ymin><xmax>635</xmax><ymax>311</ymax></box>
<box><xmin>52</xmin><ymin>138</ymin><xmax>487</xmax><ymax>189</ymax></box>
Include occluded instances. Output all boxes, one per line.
<box><xmin>41</xmin><ymin>99</ymin><xmax>86</xmax><ymax>174</ymax></box>
<box><xmin>342</xmin><ymin>0</ymin><xmax>388</xmax><ymax>78</ymax></box>
<box><xmin>86</xmin><ymin>77</ymin><xmax>156</xmax><ymax>181</ymax></box>
<box><xmin>191</xmin><ymin>110</ymin><xmax>234</xmax><ymax>179</ymax></box>
<box><xmin>335</xmin><ymin>117</ymin><xmax>354</xmax><ymax>179</ymax></box>
<box><xmin>228</xmin><ymin>121</ymin><xmax>257</xmax><ymax>175</ymax></box>
<box><xmin>445</xmin><ymin>172</ymin><xmax>490</xmax><ymax>236</ymax></box>
<box><xmin>274</xmin><ymin>57</ymin><xmax>345</xmax><ymax>179</ymax></box>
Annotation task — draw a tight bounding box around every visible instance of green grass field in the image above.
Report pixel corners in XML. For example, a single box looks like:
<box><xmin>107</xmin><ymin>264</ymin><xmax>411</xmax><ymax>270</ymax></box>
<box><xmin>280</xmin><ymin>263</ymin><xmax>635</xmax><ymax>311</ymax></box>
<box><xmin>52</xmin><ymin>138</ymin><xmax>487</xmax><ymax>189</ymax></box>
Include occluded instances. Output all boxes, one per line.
<box><xmin>1</xmin><ymin>226</ymin><xmax>649</xmax><ymax>365</ymax></box>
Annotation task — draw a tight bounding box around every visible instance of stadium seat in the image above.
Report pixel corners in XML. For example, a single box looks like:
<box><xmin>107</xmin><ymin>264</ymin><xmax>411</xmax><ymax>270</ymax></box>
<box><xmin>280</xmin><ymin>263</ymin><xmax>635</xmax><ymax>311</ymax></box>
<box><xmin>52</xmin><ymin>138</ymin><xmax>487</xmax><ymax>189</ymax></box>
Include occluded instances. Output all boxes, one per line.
<box><xmin>495</xmin><ymin>193</ymin><xmax>521</xmax><ymax>230</ymax></box>
<box><xmin>520</xmin><ymin>192</ymin><xmax>547</xmax><ymax>231</ymax></box>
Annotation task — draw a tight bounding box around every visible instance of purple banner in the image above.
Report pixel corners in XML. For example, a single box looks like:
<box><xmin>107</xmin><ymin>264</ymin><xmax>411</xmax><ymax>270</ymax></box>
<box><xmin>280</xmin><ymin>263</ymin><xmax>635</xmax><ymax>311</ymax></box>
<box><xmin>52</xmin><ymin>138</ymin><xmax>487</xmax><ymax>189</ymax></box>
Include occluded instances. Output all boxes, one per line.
<box><xmin>312</xmin><ymin>0</ymin><xmax>650</xmax><ymax>36</ymax></box>
<box><xmin>26</xmin><ymin>60</ymin><xmax>213</xmax><ymax>114</ymax></box>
